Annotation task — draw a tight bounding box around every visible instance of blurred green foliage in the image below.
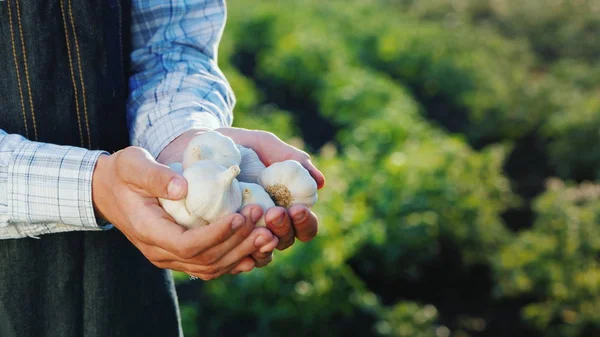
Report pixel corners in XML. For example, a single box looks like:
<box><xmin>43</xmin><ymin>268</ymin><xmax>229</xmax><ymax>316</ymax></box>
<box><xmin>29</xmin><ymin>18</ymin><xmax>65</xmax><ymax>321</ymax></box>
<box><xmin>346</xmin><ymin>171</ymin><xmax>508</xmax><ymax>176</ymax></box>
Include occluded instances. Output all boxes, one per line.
<box><xmin>391</xmin><ymin>0</ymin><xmax>600</xmax><ymax>65</ymax></box>
<box><xmin>387</xmin><ymin>0</ymin><xmax>600</xmax><ymax>180</ymax></box>
<box><xmin>174</xmin><ymin>1</ymin><xmax>600</xmax><ymax>336</ymax></box>
<box><xmin>495</xmin><ymin>179</ymin><xmax>600</xmax><ymax>337</ymax></box>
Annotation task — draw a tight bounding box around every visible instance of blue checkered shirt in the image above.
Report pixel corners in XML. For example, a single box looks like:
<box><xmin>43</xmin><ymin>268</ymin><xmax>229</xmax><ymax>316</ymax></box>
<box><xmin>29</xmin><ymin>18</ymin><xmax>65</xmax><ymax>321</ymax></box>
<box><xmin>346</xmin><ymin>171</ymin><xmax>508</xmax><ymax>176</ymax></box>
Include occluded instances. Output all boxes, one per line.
<box><xmin>0</xmin><ymin>0</ymin><xmax>234</xmax><ymax>239</ymax></box>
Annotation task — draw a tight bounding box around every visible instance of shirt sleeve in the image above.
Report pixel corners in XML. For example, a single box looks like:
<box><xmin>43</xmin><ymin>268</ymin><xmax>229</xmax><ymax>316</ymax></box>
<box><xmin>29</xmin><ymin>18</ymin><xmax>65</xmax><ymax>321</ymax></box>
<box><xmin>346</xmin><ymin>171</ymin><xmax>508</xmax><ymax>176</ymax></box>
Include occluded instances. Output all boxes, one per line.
<box><xmin>128</xmin><ymin>0</ymin><xmax>236</xmax><ymax>158</ymax></box>
<box><xmin>0</xmin><ymin>130</ymin><xmax>110</xmax><ymax>239</ymax></box>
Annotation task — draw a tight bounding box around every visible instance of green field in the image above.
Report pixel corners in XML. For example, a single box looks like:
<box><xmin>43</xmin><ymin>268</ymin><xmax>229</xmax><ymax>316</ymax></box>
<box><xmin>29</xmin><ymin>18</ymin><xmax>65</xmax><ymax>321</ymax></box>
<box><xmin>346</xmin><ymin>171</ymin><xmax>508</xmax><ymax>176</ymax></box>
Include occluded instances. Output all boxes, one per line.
<box><xmin>174</xmin><ymin>1</ymin><xmax>600</xmax><ymax>336</ymax></box>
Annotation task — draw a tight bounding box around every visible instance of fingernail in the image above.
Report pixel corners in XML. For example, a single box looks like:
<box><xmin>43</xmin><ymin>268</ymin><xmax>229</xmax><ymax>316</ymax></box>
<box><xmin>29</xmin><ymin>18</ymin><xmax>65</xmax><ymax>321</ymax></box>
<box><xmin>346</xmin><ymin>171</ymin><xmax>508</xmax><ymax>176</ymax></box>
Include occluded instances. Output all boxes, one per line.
<box><xmin>254</xmin><ymin>235</ymin><xmax>267</xmax><ymax>247</ymax></box>
<box><xmin>251</xmin><ymin>208</ymin><xmax>262</xmax><ymax>223</ymax></box>
<box><xmin>231</xmin><ymin>217</ymin><xmax>244</xmax><ymax>231</ymax></box>
<box><xmin>293</xmin><ymin>210</ymin><xmax>306</xmax><ymax>223</ymax></box>
<box><xmin>273</xmin><ymin>213</ymin><xmax>285</xmax><ymax>228</ymax></box>
<box><xmin>167</xmin><ymin>178</ymin><xmax>184</xmax><ymax>199</ymax></box>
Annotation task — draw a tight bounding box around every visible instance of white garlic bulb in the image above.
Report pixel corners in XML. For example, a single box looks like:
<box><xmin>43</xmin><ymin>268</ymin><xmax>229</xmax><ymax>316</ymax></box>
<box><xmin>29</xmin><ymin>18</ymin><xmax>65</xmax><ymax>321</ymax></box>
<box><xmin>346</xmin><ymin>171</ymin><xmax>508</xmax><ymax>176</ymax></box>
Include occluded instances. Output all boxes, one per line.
<box><xmin>184</xmin><ymin>160</ymin><xmax>243</xmax><ymax>224</ymax></box>
<box><xmin>158</xmin><ymin>163</ymin><xmax>208</xmax><ymax>228</ymax></box>
<box><xmin>257</xmin><ymin>160</ymin><xmax>318</xmax><ymax>208</ymax></box>
<box><xmin>182</xmin><ymin>131</ymin><xmax>241</xmax><ymax>170</ymax></box>
<box><xmin>236</xmin><ymin>145</ymin><xmax>267</xmax><ymax>184</ymax></box>
<box><xmin>238</xmin><ymin>182</ymin><xmax>276</xmax><ymax>227</ymax></box>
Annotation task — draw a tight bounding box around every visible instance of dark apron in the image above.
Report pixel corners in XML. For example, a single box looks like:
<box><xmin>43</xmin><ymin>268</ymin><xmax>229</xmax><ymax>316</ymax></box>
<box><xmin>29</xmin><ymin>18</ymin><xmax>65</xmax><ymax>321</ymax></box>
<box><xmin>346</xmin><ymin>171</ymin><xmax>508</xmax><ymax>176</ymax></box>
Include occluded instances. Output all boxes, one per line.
<box><xmin>0</xmin><ymin>1</ymin><xmax>182</xmax><ymax>336</ymax></box>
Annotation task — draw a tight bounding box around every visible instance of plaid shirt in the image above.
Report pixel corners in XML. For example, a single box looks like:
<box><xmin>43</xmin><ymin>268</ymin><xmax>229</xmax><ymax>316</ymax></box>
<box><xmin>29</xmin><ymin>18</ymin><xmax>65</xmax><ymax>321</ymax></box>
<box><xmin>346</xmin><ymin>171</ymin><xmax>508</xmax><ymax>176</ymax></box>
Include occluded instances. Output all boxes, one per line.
<box><xmin>0</xmin><ymin>0</ymin><xmax>234</xmax><ymax>239</ymax></box>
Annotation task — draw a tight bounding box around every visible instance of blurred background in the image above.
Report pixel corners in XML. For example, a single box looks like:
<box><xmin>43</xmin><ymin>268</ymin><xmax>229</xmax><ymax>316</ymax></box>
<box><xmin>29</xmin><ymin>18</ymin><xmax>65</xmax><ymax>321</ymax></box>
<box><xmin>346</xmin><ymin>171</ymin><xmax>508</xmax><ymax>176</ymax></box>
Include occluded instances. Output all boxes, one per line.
<box><xmin>173</xmin><ymin>0</ymin><xmax>600</xmax><ymax>336</ymax></box>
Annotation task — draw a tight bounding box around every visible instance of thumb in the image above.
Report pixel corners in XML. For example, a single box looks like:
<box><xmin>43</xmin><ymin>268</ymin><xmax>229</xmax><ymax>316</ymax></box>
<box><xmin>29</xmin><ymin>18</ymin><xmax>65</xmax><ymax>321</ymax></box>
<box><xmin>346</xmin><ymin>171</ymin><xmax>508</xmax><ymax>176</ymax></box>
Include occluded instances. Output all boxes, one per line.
<box><xmin>299</xmin><ymin>158</ymin><xmax>326</xmax><ymax>189</ymax></box>
<box><xmin>135</xmin><ymin>162</ymin><xmax>187</xmax><ymax>200</ymax></box>
<box><xmin>118</xmin><ymin>148</ymin><xmax>188</xmax><ymax>200</ymax></box>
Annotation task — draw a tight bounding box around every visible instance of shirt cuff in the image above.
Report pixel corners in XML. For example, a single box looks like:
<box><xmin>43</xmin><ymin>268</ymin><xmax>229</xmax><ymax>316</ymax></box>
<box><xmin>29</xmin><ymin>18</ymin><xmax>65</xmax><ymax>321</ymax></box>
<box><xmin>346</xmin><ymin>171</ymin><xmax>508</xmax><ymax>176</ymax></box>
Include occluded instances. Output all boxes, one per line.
<box><xmin>133</xmin><ymin>109</ymin><xmax>225</xmax><ymax>158</ymax></box>
<box><xmin>6</xmin><ymin>141</ymin><xmax>108</xmax><ymax>229</ymax></box>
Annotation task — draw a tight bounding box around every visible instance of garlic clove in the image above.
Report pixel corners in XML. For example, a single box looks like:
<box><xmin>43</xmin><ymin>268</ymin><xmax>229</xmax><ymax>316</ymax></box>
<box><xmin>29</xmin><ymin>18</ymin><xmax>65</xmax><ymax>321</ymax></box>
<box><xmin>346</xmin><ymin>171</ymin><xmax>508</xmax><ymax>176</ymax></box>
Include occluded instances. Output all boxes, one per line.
<box><xmin>182</xmin><ymin>131</ymin><xmax>242</xmax><ymax>170</ymax></box>
<box><xmin>159</xmin><ymin>162</ymin><xmax>208</xmax><ymax>229</ymax></box>
<box><xmin>159</xmin><ymin>197</ymin><xmax>209</xmax><ymax>229</ymax></box>
<box><xmin>257</xmin><ymin>160</ymin><xmax>318</xmax><ymax>208</ymax></box>
<box><xmin>238</xmin><ymin>182</ymin><xmax>276</xmax><ymax>227</ymax></box>
<box><xmin>236</xmin><ymin>145</ymin><xmax>267</xmax><ymax>184</ymax></box>
<box><xmin>184</xmin><ymin>160</ymin><xmax>243</xmax><ymax>224</ymax></box>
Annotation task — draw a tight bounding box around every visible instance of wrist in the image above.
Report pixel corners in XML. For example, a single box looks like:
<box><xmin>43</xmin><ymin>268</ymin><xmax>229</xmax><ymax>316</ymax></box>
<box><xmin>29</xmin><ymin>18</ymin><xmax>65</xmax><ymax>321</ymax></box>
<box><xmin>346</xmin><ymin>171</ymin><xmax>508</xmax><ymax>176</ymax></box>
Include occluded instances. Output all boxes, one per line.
<box><xmin>215</xmin><ymin>127</ymin><xmax>258</xmax><ymax>148</ymax></box>
<box><xmin>92</xmin><ymin>153</ymin><xmax>113</xmax><ymax>222</ymax></box>
<box><xmin>156</xmin><ymin>129</ymin><xmax>210</xmax><ymax>165</ymax></box>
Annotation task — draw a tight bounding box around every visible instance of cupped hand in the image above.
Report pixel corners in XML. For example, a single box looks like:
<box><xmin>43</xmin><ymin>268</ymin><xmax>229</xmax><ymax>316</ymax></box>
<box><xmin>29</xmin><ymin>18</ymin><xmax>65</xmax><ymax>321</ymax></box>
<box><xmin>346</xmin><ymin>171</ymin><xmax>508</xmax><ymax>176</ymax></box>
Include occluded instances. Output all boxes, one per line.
<box><xmin>216</xmin><ymin>127</ymin><xmax>324</xmax><ymax>251</ymax></box>
<box><xmin>92</xmin><ymin>146</ymin><xmax>278</xmax><ymax>280</ymax></box>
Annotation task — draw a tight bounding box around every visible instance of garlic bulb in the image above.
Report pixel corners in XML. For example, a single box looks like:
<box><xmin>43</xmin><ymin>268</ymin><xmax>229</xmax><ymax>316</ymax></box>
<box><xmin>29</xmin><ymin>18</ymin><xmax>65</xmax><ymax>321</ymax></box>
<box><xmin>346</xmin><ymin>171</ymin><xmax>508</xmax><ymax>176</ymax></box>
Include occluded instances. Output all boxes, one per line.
<box><xmin>158</xmin><ymin>163</ymin><xmax>208</xmax><ymax>228</ymax></box>
<box><xmin>238</xmin><ymin>182</ymin><xmax>276</xmax><ymax>227</ymax></box>
<box><xmin>257</xmin><ymin>160</ymin><xmax>318</xmax><ymax>208</ymax></box>
<box><xmin>184</xmin><ymin>160</ymin><xmax>243</xmax><ymax>224</ymax></box>
<box><xmin>236</xmin><ymin>145</ymin><xmax>267</xmax><ymax>184</ymax></box>
<box><xmin>182</xmin><ymin>131</ymin><xmax>241</xmax><ymax>170</ymax></box>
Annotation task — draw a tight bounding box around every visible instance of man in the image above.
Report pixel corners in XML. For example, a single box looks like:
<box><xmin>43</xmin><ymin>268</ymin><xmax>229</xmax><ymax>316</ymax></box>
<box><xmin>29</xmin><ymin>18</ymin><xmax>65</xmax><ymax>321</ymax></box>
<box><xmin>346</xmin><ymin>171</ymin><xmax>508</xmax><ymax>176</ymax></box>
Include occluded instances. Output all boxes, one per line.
<box><xmin>0</xmin><ymin>0</ymin><xmax>325</xmax><ymax>336</ymax></box>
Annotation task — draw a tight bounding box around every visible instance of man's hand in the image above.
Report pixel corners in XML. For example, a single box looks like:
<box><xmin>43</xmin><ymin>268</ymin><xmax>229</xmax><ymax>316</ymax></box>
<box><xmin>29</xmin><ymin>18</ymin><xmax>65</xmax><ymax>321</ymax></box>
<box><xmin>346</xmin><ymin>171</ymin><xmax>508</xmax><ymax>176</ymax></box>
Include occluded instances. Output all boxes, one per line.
<box><xmin>217</xmin><ymin>127</ymin><xmax>325</xmax><ymax>251</ymax></box>
<box><xmin>92</xmin><ymin>146</ymin><xmax>279</xmax><ymax>280</ymax></box>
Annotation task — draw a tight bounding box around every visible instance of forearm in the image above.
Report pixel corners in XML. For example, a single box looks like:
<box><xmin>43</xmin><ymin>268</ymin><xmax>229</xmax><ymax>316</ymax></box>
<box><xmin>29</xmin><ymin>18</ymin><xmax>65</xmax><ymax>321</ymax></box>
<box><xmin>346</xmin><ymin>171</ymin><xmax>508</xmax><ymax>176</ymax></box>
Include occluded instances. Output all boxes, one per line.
<box><xmin>128</xmin><ymin>0</ymin><xmax>235</xmax><ymax>159</ymax></box>
<box><xmin>0</xmin><ymin>130</ymin><xmax>109</xmax><ymax>239</ymax></box>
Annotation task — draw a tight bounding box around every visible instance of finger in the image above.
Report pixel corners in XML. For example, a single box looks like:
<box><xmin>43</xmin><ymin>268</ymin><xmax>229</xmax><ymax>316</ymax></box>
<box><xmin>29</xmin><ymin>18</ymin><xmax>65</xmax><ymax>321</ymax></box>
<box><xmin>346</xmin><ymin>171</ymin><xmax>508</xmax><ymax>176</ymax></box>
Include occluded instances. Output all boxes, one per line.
<box><xmin>152</xmin><ymin>249</ymin><xmax>255</xmax><ymax>278</ymax></box>
<box><xmin>190</xmin><ymin>204</ymin><xmax>263</xmax><ymax>263</ymax></box>
<box><xmin>229</xmin><ymin>257</ymin><xmax>257</xmax><ymax>275</ymax></box>
<box><xmin>158</xmin><ymin>225</ymin><xmax>275</xmax><ymax>274</ymax></box>
<box><xmin>251</xmin><ymin>235</ymin><xmax>279</xmax><ymax>262</ymax></box>
<box><xmin>298</xmin><ymin>157</ymin><xmax>326</xmax><ymax>189</ymax></box>
<box><xmin>252</xmin><ymin>252</ymin><xmax>273</xmax><ymax>268</ymax></box>
<box><xmin>265</xmin><ymin>207</ymin><xmax>295</xmax><ymax>250</ymax></box>
<box><xmin>251</xmin><ymin>238</ymin><xmax>278</xmax><ymax>268</ymax></box>
<box><xmin>257</xmin><ymin>235</ymin><xmax>279</xmax><ymax>254</ymax></box>
<box><xmin>179</xmin><ymin>230</ymin><xmax>265</xmax><ymax>277</ymax></box>
<box><xmin>162</xmin><ymin>260</ymin><xmax>234</xmax><ymax>280</ymax></box>
<box><xmin>288</xmin><ymin>205</ymin><xmax>319</xmax><ymax>242</ymax></box>
<box><xmin>140</xmin><ymin>243</ymin><xmax>230</xmax><ymax>279</ymax></box>
<box><xmin>217</xmin><ymin>227</ymin><xmax>275</xmax><ymax>270</ymax></box>
<box><xmin>117</xmin><ymin>148</ymin><xmax>188</xmax><ymax>200</ymax></box>
<box><xmin>143</xmin><ymin>211</ymin><xmax>249</xmax><ymax>259</ymax></box>
<box><xmin>158</xmin><ymin>235</ymin><xmax>275</xmax><ymax>276</ymax></box>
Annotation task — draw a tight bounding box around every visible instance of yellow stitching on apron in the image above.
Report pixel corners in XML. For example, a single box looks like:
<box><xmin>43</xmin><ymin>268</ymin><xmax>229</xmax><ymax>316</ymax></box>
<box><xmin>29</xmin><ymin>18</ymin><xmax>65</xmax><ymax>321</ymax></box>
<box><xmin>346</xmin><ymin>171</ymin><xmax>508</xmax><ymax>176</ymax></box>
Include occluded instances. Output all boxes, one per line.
<box><xmin>67</xmin><ymin>0</ymin><xmax>91</xmax><ymax>148</ymax></box>
<box><xmin>59</xmin><ymin>0</ymin><xmax>84</xmax><ymax>147</ymax></box>
<box><xmin>14</xmin><ymin>0</ymin><xmax>38</xmax><ymax>141</ymax></box>
<box><xmin>6</xmin><ymin>0</ymin><xmax>28</xmax><ymax>139</ymax></box>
